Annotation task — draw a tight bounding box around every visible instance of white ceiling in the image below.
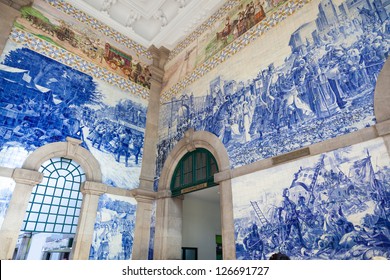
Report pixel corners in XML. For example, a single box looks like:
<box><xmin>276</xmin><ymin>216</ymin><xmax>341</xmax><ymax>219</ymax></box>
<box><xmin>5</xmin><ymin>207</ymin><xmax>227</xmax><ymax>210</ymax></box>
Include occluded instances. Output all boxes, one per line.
<box><xmin>64</xmin><ymin>0</ymin><xmax>226</xmax><ymax>50</ymax></box>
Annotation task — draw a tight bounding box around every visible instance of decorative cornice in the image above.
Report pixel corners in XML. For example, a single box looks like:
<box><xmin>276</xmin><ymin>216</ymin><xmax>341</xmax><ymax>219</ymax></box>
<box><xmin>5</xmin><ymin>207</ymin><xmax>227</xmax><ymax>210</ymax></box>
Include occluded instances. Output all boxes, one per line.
<box><xmin>168</xmin><ymin>0</ymin><xmax>240</xmax><ymax>61</ymax></box>
<box><xmin>43</xmin><ymin>0</ymin><xmax>152</xmax><ymax>60</ymax></box>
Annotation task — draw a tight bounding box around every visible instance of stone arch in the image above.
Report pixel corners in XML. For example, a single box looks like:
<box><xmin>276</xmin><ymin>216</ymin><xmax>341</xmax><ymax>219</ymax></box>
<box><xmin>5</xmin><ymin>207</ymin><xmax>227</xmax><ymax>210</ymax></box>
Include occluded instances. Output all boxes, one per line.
<box><xmin>374</xmin><ymin>57</ymin><xmax>390</xmax><ymax>123</ymax></box>
<box><xmin>154</xmin><ymin>129</ymin><xmax>236</xmax><ymax>260</ymax></box>
<box><xmin>22</xmin><ymin>137</ymin><xmax>102</xmax><ymax>182</ymax></box>
<box><xmin>158</xmin><ymin>129</ymin><xmax>230</xmax><ymax>192</ymax></box>
<box><xmin>0</xmin><ymin>137</ymin><xmax>103</xmax><ymax>260</ymax></box>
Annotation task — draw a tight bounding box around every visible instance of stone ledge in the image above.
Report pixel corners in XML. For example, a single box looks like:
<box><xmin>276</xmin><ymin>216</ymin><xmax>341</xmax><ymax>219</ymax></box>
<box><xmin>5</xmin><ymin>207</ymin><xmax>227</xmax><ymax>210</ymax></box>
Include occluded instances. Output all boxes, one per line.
<box><xmin>12</xmin><ymin>168</ymin><xmax>43</xmax><ymax>185</ymax></box>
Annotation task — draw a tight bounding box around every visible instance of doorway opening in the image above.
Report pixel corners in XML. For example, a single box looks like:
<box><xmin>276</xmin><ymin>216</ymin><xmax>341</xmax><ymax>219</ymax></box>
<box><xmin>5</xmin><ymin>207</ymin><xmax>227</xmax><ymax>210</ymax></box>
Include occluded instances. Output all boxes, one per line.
<box><xmin>182</xmin><ymin>186</ymin><xmax>221</xmax><ymax>260</ymax></box>
<box><xmin>169</xmin><ymin>148</ymin><xmax>221</xmax><ymax>260</ymax></box>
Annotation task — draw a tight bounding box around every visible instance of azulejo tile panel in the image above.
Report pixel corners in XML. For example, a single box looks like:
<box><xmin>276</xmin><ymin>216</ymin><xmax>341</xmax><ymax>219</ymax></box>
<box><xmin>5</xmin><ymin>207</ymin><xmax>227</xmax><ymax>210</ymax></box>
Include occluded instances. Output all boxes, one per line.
<box><xmin>10</xmin><ymin>28</ymin><xmax>149</xmax><ymax>100</ymax></box>
<box><xmin>161</xmin><ymin>0</ymin><xmax>312</xmax><ymax>103</ymax></box>
<box><xmin>43</xmin><ymin>0</ymin><xmax>152</xmax><ymax>61</ymax></box>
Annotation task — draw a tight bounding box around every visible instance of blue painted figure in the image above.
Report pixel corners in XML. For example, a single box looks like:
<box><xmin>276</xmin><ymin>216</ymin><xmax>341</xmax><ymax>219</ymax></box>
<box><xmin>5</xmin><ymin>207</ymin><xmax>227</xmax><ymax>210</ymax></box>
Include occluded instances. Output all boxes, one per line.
<box><xmin>115</xmin><ymin>128</ymin><xmax>133</xmax><ymax>167</ymax></box>
<box><xmin>243</xmin><ymin>223</ymin><xmax>264</xmax><ymax>259</ymax></box>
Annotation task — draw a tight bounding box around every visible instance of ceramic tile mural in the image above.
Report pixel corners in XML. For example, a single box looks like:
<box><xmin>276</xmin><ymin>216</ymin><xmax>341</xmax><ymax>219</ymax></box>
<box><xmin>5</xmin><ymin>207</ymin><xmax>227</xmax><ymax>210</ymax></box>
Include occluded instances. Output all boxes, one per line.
<box><xmin>0</xmin><ymin>177</ymin><xmax>16</xmax><ymax>230</ymax></box>
<box><xmin>162</xmin><ymin>0</ymin><xmax>308</xmax><ymax>98</ymax></box>
<box><xmin>89</xmin><ymin>194</ymin><xmax>137</xmax><ymax>260</ymax></box>
<box><xmin>0</xmin><ymin>42</ymin><xmax>147</xmax><ymax>189</ymax></box>
<box><xmin>157</xmin><ymin>0</ymin><xmax>390</xmax><ymax>177</ymax></box>
<box><xmin>232</xmin><ymin>138</ymin><xmax>390</xmax><ymax>259</ymax></box>
<box><xmin>16</xmin><ymin>0</ymin><xmax>152</xmax><ymax>91</ymax></box>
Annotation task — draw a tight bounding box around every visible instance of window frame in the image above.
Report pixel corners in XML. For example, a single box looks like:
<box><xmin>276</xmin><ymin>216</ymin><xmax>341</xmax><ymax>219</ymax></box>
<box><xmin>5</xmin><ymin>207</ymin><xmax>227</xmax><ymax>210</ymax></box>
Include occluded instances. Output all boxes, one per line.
<box><xmin>170</xmin><ymin>148</ymin><xmax>218</xmax><ymax>197</ymax></box>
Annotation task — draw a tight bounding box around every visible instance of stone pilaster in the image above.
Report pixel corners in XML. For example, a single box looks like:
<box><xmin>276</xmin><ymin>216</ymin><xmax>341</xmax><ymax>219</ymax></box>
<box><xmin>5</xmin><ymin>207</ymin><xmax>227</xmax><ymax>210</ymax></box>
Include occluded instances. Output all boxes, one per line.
<box><xmin>0</xmin><ymin>2</ymin><xmax>21</xmax><ymax>54</ymax></box>
<box><xmin>153</xmin><ymin>191</ymin><xmax>183</xmax><ymax>260</ymax></box>
<box><xmin>377</xmin><ymin>120</ymin><xmax>390</xmax><ymax>155</ymax></box>
<box><xmin>131</xmin><ymin>188</ymin><xmax>156</xmax><ymax>259</ymax></box>
<box><xmin>215</xmin><ymin>174</ymin><xmax>236</xmax><ymax>260</ymax></box>
<box><xmin>0</xmin><ymin>168</ymin><xmax>43</xmax><ymax>260</ymax></box>
<box><xmin>138</xmin><ymin>46</ymin><xmax>170</xmax><ymax>191</ymax></box>
<box><xmin>70</xmin><ymin>181</ymin><xmax>107</xmax><ymax>260</ymax></box>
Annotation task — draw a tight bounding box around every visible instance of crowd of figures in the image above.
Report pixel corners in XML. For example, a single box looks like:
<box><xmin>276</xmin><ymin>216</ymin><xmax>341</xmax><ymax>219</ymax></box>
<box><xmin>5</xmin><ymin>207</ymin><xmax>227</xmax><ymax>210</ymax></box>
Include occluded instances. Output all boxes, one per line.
<box><xmin>90</xmin><ymin>196</ymin><xmax>136</xmax><ymax>260</ymax></box>
<box><xmin>0</xmin><ymin>47</ymin><xmax>147</xmax><ymax>171</ymax></box>
<box><xmin>157</xmin><ymin>0</ymin><xmax>390</xmax><ymax>175</ymax></box>
<box><xmin>84</xmin><ymin>115</ymin><xmax>144</xmax><ymax>167</ymax></box>
<box><xmin>235</xmin><ymin>152</ymin><xmax>390</xmax><ymax>260</ymax></box>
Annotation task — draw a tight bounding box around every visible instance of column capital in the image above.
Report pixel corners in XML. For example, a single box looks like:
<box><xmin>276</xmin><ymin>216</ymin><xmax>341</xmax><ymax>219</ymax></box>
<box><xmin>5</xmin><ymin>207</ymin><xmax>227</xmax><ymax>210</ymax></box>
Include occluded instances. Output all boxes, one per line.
<box><xmin>148</xmin><ymin>45</ymin><xmax>170</xmax><ymax>84</ymax></box>
<box><xmin>376</xmin><ymin>119</ymin><xmax>390</xmax><ymax>136</ymax></box>
<box><xmin>131</xmin><ymin>188</ymin><xmax>156</xmax><ymax>203</ymax></box>
<box><xmin>157</xmin><ymin>189</ymin><xmax>172</xmax><ymax>199</ymax></box>
<box><xmin>148</xmin><ymin>45</ymin><xmax>170</xmax><ymax>69</ymax></box>
<box><xmin>12</xmin><ymin>168</ymin><xmax>43</xmax><ymax>186</ymax></box>
<box><xmin>80</xmin><ymin>181</ymin><xmax>108</xmax><ymax>196</ymax></box>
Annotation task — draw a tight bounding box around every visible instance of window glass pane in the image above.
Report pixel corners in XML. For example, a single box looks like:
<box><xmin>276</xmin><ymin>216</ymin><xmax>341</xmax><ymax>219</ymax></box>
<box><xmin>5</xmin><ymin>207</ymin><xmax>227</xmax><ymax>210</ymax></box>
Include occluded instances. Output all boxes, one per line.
<box><xmin>25</xmin><ymin>222</ymin><xmax>35</xmax><ymax>231</ymax></box>
<box><xmin>52</xmin><ymin>197</ymin><xmax>60</xmax><ymax>205</ymax></box>
<box><xmin>41</xmin><ymin>204</ymin><xmax>50</xmax><ymax>213</ymax></box>
<box><xmin>54</xmin><ymin>225</ymin><xmax>63</xmax><ymax>232</ymax></box>
<box><xmin>47</xmin><ymin>215</ymin><xmax>56</xmax><ymax>223</ymax></box>
<box><xmin>46</xmin><ymin>187</ymin><xmax>54</xmax><ymax>196</ymax></box>
<box><xmin>54</xmin><ymin>188</ymin><xmax>62</xmax><ymax>197</ymax></box>
<box><xmin>63</xmin><ymin>225</ymin><xmax>71</xmax><ymax>233</ymax></box>
<box><xmin>45</xmin><ymin>224</ymin><xmax>54</xmax><ymax>232</ymax></box>
<box><xmin>43</xmin><ymin>196</ymin><xmax>52</xmax><ymax>204</ymax></box>
<box><xmin>58</xmin><ymin>207</ymin><xmax>66</xmax><ymax>215</ymax></box>
<box><xmin>29</xmin><ymin>213</ymin><xmax>38</xmax><ymax>222</ymax></box>
<box><xmin>34</xmin><ymin>195</ymin><xmax>44</xmax><ymax>204</ymax></box>
<box><xmin>35</xmin><ymin>223</ymin><xmax>45</xmax><ymax>232</ymax></box>
<box><xmin>31</xmin><ymin>204</ymin><xmax>41</xmax><ymax>212</ymax></box>
<box><xmin>36</xmin><ymin>186</ymin><xmax>45</xmax><ymax>194</ymax></box>
<box><xmin>61</xmin><ymin>198</ymin><xmax>69</xmax><ymax>206</ymax></box>
<box><xmin>50</xmin><ymin>206</ymin><xmax>58</xmax><ymax>214</ymax></box>
<box><xmin>68</xmin><ymin>200</ymin><xmax>76</xmax><ymax>207</ymax></box>
<box><xmin>57</xmin><ymin>215</ymin><xmax>65</xmax><ymax>223</ymax></box>
<box><xmin>38</xmin><ymin>213</ymin><xmax>48</xmax><ymax>222</ymax></box>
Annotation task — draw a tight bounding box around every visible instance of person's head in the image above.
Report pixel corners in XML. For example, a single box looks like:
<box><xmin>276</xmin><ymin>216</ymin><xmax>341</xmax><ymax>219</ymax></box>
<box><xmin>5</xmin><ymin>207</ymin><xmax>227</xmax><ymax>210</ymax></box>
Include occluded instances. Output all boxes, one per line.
<box><xmin>269</xmin><ymin>252</ymin><xmax>290</xmax><ymax>260</ymax></box>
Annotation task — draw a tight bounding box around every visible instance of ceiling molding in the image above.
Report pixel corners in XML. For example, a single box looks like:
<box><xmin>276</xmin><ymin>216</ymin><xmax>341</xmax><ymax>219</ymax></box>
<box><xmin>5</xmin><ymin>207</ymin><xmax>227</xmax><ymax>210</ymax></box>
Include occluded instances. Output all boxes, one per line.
<box><xmin>63</xmin><ymin>0</ymin><xmax>227</xmax><ymax>50</ymax></box>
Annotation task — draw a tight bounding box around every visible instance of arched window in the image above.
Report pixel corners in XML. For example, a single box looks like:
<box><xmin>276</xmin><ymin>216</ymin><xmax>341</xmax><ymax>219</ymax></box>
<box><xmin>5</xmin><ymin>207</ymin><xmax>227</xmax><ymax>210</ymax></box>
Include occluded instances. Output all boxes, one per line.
<box><xmin>171</xmin><ymin>148</ymin><xmax>218</xmax><ymax>197</ymax></box>
<box><xmin>21</xmin><ymin>157</ymin><xmax>85</xmax><ymax>234</ymax></box>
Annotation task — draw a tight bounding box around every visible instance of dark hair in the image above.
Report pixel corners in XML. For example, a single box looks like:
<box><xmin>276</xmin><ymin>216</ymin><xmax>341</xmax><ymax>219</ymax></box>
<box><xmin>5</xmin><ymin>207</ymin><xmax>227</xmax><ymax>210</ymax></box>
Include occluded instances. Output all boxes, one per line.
<box><xmin>269</xmin><ymin>252</ymin><xmax>290</xmax><ymax>260</ymax></box>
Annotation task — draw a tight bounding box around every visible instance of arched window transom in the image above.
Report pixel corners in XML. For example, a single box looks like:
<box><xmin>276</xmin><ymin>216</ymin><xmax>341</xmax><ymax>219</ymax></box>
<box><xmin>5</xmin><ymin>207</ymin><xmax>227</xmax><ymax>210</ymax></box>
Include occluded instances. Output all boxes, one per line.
<box><xmin>171</xmin><ymin>148</ymin><xmax>218</xmax><ymax>197</ymax></box>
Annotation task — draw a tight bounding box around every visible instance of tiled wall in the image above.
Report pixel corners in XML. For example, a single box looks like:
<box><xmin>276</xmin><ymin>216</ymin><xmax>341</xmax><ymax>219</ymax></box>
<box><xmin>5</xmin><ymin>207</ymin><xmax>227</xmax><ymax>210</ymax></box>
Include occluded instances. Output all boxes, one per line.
<box><xmin>231</xmin><ymin>137</ymin><xmax>390</xmax><ymax>259</ymax></box>
<box><xmin>89</xmin><ymin>194</ymin><xmax>137</xmax><ymax>260</ymax></box>
<box><xmin>157</xmin><ymin>0</ymin><xmax>389</xmax><ymax>176</ymax></box>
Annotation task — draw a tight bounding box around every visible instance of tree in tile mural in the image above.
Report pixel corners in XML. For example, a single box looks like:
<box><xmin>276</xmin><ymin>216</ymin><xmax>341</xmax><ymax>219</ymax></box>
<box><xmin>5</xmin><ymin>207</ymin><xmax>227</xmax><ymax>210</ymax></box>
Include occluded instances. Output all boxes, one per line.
<box><xmin>232</xmin><ymin>139</ymin><xmax>390</xmax><ymax>260</ymax></box>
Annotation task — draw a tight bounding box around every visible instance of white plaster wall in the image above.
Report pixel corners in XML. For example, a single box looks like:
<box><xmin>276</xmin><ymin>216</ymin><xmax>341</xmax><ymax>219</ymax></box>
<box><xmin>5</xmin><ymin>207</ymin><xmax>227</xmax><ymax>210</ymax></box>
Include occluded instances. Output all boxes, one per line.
<box><xmin>26</xmin><ymin>233</ymin><xmax>51</xmax><ymax>260</ymax></box>
<box><xmin>182</xmin><ymin>191</ymin><xmax>221</xmax><ymax>260</ymax></box>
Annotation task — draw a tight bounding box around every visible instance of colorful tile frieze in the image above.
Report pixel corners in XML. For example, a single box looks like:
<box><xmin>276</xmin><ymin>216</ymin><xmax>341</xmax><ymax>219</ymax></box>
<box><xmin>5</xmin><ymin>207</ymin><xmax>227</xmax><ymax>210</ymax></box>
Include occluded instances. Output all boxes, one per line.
<box><xmin>43</xmin><ymin>0</ymin><xmax>152</xmax><ymax>60</ymax></box>
<box><xmin>10</xmin><ymin>28</ymin><xmax>149</xmax><ymax>100</ymax></box>
<box><xmin>161</xmin><ymin>0</ymin><xmax>312</xmax><ymax>103</ymax></box>
<box><xmin>168</xmin><ymin>0</ymin><xmax>241</xmax><ymax>61</ymax></box>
